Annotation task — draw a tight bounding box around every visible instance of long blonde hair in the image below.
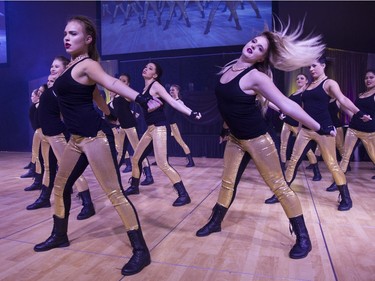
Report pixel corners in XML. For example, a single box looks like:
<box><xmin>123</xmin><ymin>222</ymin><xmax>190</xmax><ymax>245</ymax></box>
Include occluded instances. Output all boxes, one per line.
<box><xmin>260</xmin><ymin>18</ymin><xmax>325</xmax><ymax>72</ymax></box>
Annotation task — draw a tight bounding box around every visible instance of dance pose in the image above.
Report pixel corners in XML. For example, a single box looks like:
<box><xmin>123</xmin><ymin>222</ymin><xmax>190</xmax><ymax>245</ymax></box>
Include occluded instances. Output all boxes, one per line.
<box><xmin>23</xmin><ymin>84</ymin><xmax>47</xmax><ymax>192</ymax></box>
<box><xmin>108</xmin><ymin>73</ymin><xmax>154</xmax><ymax>185</ymax></box>
<box><xmin>21</xmin><ymin>88</ymin><xmax>42</xmax><ymax>179</ymax></box>
<box><xmin>26</xmin><ymin>57</ymin><xmax>96</xmax><ymax>221</ymax></box>
<box><xmin>265</xmin><ymin>56</ymin><xmax>371</xmax><ymax>211</ymax></box>
<box><xmin>196</xmin><ymin>21</ymin><xmax>331</xmax><ymax>259</ymax></box>
<box><xmin>33</xmin><ymin>16</ymin><xmax>161</xmax><ymax>276</ymax></box>
<box><xmin>327</xmin><ymin>69</ymin><xmax>375</xmax><ymax>190</ymax></box>
<box><xmin>124</xmin><ymin>62</ymin><xmax>201</xmax><ymax>206</ymax></box>
<box><xmin>166</xmin><ymin>84</ymin><xmax>195</xmax><ymax>167</ymax></box>
<box><xmin>264</xmin><ymin>73</ymin><xmax>321</xmax><ymax>204</ymax></box>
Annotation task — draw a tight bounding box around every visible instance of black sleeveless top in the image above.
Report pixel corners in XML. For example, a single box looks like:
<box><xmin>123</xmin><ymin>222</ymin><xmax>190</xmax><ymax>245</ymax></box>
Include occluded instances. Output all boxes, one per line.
<box><xmin>302</xmin><ymin>79</ymin><xmax>332</xmax><ymax>129</ymax></box>
<box><xmin>38</xmin><ymin>88</ymin><xmax>67</xmax><ymax>136</ymax></box>
<box><xmin>350</xmin><ymin>94</ymin><xmax>375</xmax><ymax>132</ymax></box>
<box><xmin>142</xmin><ymin>81</ymin><xmax>166</xmax><ymax>126</ymax></box>
<box><xmin>112</xmin><ymin>96</ymin><xmax>137</xmax><ymax>129</ymax></box>
<box><xmin>215</xmin><ymin>67</ymin><xmax>268</xmax><ymax>139</ymax></box>
<box><xmin>29</xmin><ymin>103</ymin><xmax>40</xmax><ymax>131</ymax></box>
<box><xmin>328</xmin><ymin>99</ymin><xmax>343</xmax><ymax>127</ymax></box>
<box><xmin>53</xmin><ymin>58</ymin><xmax>106</xmax><ymax>137</ymax></box>
<box><xmin>284</xmin><ymin>92</ymin><xmax>302</xmax><ymax>127</ymax></box>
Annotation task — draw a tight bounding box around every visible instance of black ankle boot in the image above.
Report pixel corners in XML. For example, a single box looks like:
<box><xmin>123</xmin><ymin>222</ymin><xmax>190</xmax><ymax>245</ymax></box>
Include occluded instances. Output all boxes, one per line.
<box><xmin>26</xmin><ymin>185</ymin><xmax>52</xmax><ymax>210</ymax></box>
<box><xmin>326</xmin><ymin>182</ymin><xmax>338</xmax><ymax>192</ymax></box>
<box><xmin>77</xmin><ymin>190</ymin><xmax>96</xmax><ymax>220</ymax></box>
<box><xmin>312</xmin><ymin>163</ymin><xmax>322</xmax><ymax>181</ymax></box>
<box><xmin>121</xmin><ymin>229</ymin><xmax>151</xmax><ymax>276</ymax></box>
<box><xmin>196</xmin><ymin>204</ymin><xmax>228</xmax><ymax>237</ymax></box>
<box><xmin>185</xmin><ymin>153</ymin><xmax>195</xmax><ymax>167</ymax></box>
<box><xmin>34</xmin><ymin>215</ymin><xmax>70</xmax><ymax>252</ymax></box>
<box><xmin>337</xmin><ymin>184</ymin><xmax>352</xmax><ymax>211</ymax></box>
<box><xmin>24</xmin><ymin>161</ymin><xmax>33</xmax><ymax>169</ymax></box>
<box><xmin>289</xmin><ymin>215</ymin><xmax>312</xmax><ymax>259</ymax></box>
<box><xmin>172</xmin><ymin>181</ymin><xmax>191</xmax><ymax>206</ymax></box>
<box><xmin>20</xmin><ymin>162</ymin><xmax>36</xmax><ymax>178</ymax></box>
<box><xmin>122</xmin><ymin>158</ymin><xmax>132</xmax><ymax>173</ymax></box>
<box><xmin>264</xmin><ymin>194</ymin><xmax>279</xmax><ymax>204</ymax></box>
<box><xmin>24</xmin><ymin>173</ymin><xmax>43</xmax><ymax>191</ymax></box>
<box><xmin>124</xmin><ymin>177</ymin><xmax>140</xmax><ymax>196</ymax></box>
<box><xmin>140</xmin><ymin>166</ymin><xmax>154</xmax><ymax>186</ymax></box>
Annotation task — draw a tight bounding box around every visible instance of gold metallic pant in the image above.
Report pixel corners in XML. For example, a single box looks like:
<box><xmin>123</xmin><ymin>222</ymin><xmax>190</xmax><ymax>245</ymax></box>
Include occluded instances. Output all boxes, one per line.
<box><xmin>218</xmin><ymin>133</ymin><xmax>302</xmax><ymax>218</ymax></box>
<box><xmin>285</xmin><ymin>128</ymin><xmax>346</xmax><ymax>185</ymax></box>
<box><xmin>170</xmin><ymin>123</ymin><xmax>190</xmax><ymax>155</ymax></box>
<box><xmin>41</xmin><ymin>133</ymin><xmax>89</xmax><ymax>192</ymax></box>
<box><xmin>54</xmin><ymin>130</ymin><xmax>139</xmax><ymax>231</ymax></box>
<box><xmin>340</xmin><ymin>128</ymin><xmax>375</xmax><ymax>172</ymax></box>
<box><xmin>112</xmin><ymin>127</ymin><xmax>149</xmax><ymax>167</ymax></box>
<box><xmin>314</xmin><ymin>127</ymin><xmax>345</xmax><ymax>158</ymax></box>
<box><xmin>32</xmin><ymin>128</ymin><xmax>43</xmax><ymax>174</ymax></box>
<box><xmin>132</xmin><ymin>125</ymin><xmax>181</xmax><ymax>184</ymax></box>
<box><xmin>280</xmin><ymin>123</ymin><xmax>317</xmax><ymax>164</ymax></box>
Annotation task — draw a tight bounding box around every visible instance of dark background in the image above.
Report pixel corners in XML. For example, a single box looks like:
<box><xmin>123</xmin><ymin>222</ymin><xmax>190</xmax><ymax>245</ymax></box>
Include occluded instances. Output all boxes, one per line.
<box><xmin>0</xmin><ymin>1</ymin><xmax>374</xmax><ymax>156</ymax></box>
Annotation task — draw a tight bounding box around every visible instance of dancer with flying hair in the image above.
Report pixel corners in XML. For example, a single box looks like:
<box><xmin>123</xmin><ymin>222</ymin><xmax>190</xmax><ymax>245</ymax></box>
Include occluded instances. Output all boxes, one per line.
<box><xmin>196</xmin><ymin>20</ymin><xmax>332</xmax><ymax>259</ymax></box>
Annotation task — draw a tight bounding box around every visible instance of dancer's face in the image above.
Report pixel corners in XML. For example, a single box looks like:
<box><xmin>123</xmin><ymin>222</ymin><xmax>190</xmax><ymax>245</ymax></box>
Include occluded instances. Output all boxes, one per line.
<box><xmin>296</xmin><ymin>74</ymin><xmax>308</xmax><ymax>89</ymax></box>
<box><xmin>64</xmin><ymin>20</ymin><xmax>91</xmax><ymax>57</ymax></box>
<box><xmin>309</xmin><ymin>60</ymin><xmax>325</xmax><ymax>79</ymax></box>
<box><xmin>142</xmin><ymin>63</ymin><xmax>158</xmax><ymax>80</ymax></box>
<box><xmin>365</xmin><ymin>71</ymin><xmax>375</xmax><ymax>90</ymax></box>
<box><xmin>119</xmin><ymin>75</ymin><xmax>130</xmax><ymax>86</ymax></box>
<box><xmin>241</xmin><ymin>36</ymin><xmax>269</xmax><ymax>63</ymax></box>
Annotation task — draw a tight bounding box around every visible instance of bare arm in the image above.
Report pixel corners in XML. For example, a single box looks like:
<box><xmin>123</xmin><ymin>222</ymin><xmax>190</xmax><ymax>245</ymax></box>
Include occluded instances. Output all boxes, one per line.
<box><xmin>151</xmin><ymin>82</ymin><xmax>193</xmax><ymax>116</ymax></box>
<box><xmin>244</xmin><ymin>71</ymin><xmax>321</xmax><ymax>131</ymax></box>
<box><xmin>326</xmin><ymin>80</ymin><xmax>371</xmax><ymax>121</ymax></box>
<box><xmin>92</xmin><ymin>87</ymin><xmax>110</xmax><ymax>115</ymax></box>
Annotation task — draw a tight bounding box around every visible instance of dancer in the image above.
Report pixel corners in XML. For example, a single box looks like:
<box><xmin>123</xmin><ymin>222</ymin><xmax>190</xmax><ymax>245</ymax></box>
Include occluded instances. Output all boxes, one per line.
<box><xmin>33</xmin><ymin>15</ymin><xmax>161</xmax><ymax>276</ymax></box>
<box><xmin>124</xmin><ymin>61</ymin><xmax>201</xmax><ymax>206</ymax></box>
<box><xmin>264</xmin><ymin>73</ymin><xmax>321</xmax><ymax>204</ymax></box>
<box><xmin>327</xmin><ymin>69</ymin><xmax>374</xmax><ymax>190</ymax></box>
<box><xmin>204</xmin><ymin>1</ymin><xmax>242</xmax><ymax>35</ymax></box>
<box><xmin>166</xmin><ymin>84</ymin><xmax>195</xmax><ymax>167</ymax></box>
<box><xmin>265</xmin><ymin>56</ymin><xmax>371</xmax><ymax>211</ymax></box>
<box><xmin>23</xmin><ymin>84</ymin><xmax>47</xmax><ymax>192</ymax></box>
<box><xmin>26</xmin><ymin>56</ymin><xmax>96</xmax><ymax>221</ymax></box>
<box><xmin>21</xmin><ymin>88</ymin><xmax>41</xmax><ymax>179</ymax></box>
<box><xmin>163</xmin><ymin>1</ymin><xmax>191</xmax><ymax>31</ymax></box>
<box><xmin>109</xmin><ymin>73</ymin><xmax>154</xmax><ymax>185</ymax></box>
<box><xmin>196</xmin><ymin>21</ymin><xmax>331</xmax><ymax>259</ymax></box>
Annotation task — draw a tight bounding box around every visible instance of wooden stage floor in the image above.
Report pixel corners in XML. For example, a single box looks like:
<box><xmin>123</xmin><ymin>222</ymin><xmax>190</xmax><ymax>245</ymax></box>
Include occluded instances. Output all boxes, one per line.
<box><xmin>0</xmin><ymin>151</ymin><xmax>374</xmax><ymax>281</ymax></box>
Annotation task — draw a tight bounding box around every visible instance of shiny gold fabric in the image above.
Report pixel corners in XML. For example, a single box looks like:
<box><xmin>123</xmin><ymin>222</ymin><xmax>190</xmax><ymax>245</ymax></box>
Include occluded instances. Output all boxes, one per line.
<box><xmin>132</xmin><ymin>125</ymin><xmax>181</xmax><ymax>183</ymax></box>
<box><xmin>54</xmin><ymin>130</ymin><xmax>139</xmax><ymax>230</ymax></box>
<box><xmin>32</xmin><ymin>128</ymin><xmax>43</xmax><ymax>174</ymax></box>
<box><xmin>218</xmin><ymin>133</ymin><xmax>303</xmax><ymax>218</ymax></box>
<box><xmin>340</xmin><ymin>128</ymin><xmax>375</xmax><ymax>172</ymax></box>
<box><xmin>335</xmin><ymin>126</ymin><xmax>345</xmax><ymax>157</ymax></box>
<box><xmin>285</xmin><ymin>128</ymin><xmax>346</xmax><ymax>185</ymax></box>
<box><xmin>43</xmin><ymin>133</ymin><xmax>89</xmax><ymax>192</ymax></box>
<box><xmin>280</xmin><ymin>123</ymin><xmax>317</xmax><ymax>164</ymax></box>
<box><xmin>112</xmin><ymin>127</ymin><xmax>149</xmax><ymax>168</ymax></box>
<box><xmin>170</xmin><ymin>123</ymin><xmax>191</xmax><ymax>155</ymax></box>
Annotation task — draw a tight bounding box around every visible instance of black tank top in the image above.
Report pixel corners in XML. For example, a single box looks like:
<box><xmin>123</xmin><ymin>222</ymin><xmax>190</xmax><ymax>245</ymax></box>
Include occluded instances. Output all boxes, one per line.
<box><xmin>215</xmin><ymin>67</ymin><xmax>268</xmax><ymax>139</ymax></box>
<box><xmin>112</xmin><ymin>96</ymin><xmax>137</xmax><ymax>129</ymax></box>
<box><xmin>284</xmin><ymin>92</ymin><xmax>302</xmax><ymax>127</ymax></box>
<box><xmin>350</xmin><ymin>94</ymin><xmax>375</xmax><ymax>132</ymax></box>
<box><xmin>53</xmin><ymin>58</ymin><xmax>105</xmax><ymax>137</ymax></box>
<box><xmin>302</xmin><ymin>79</ymin><xmax>332</xmax><ymax>129</ymax></box>
<box><xmin>142</xmin><ymin>81</ymin><xmax>166</xmax><ymax>126</ymax></box>
<box><xmin>328</xmin><ymin>99</ymin><xmax>343</xmax><ymax>127</ymax></box>
<box><xmin>38</xmin><ymin>88</ymin><xmax>67</xmax><ymax>136</ymax></box>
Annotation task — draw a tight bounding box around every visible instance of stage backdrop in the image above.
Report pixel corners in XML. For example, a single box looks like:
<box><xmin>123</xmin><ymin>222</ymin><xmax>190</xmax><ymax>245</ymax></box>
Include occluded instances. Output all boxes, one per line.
<box><xmin>100</xmin><ymin>1</ymin><xmax>272</xmax><ymax>56</ymax></box>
